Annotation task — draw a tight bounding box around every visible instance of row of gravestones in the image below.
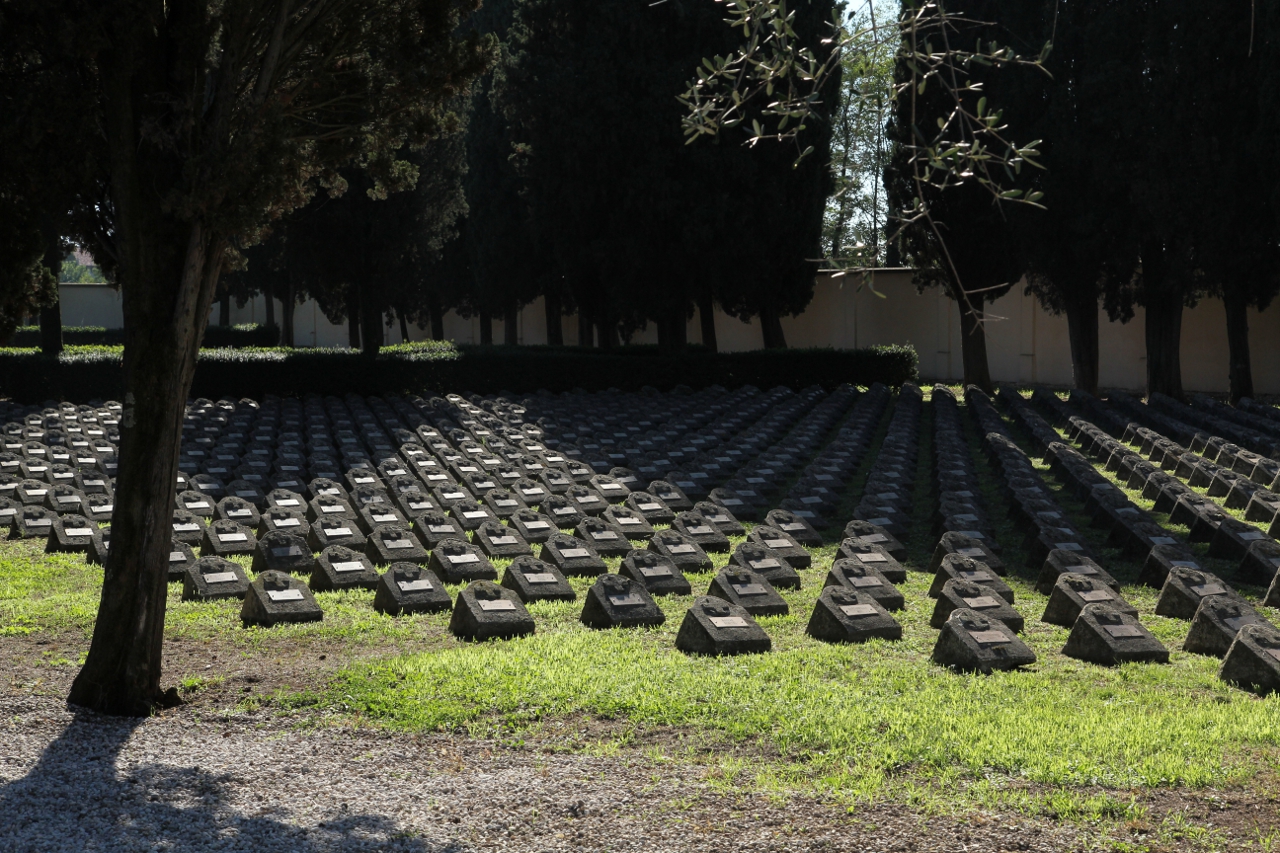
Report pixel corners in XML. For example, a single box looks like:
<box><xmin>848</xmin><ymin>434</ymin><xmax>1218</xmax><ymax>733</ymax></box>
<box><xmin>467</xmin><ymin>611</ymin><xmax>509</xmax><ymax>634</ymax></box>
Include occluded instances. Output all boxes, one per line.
<box><xmin>990</xmin><ymin>388</ymin><xmax>1280</xmax><ymax>696</ymax></box>
<box><xmin>850</xmin><ymin>384</ymin><xmax>923</xmax><ymax>538</ymax></box>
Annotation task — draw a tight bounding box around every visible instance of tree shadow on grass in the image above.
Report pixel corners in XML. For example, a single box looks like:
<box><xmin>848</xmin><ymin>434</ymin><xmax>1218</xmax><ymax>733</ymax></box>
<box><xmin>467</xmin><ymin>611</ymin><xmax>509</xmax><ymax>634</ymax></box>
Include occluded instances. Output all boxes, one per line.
<box><xmin>0</xmin><ymin>709</ymin><xmax>465</xmax><ymax>852</ymax></box>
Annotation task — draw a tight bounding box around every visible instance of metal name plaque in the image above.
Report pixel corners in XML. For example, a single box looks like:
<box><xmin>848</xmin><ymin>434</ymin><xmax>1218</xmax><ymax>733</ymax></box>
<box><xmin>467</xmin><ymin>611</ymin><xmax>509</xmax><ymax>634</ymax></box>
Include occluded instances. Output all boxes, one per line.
<box><xmin>332</xmin><ymin>561</ymin><xmax>366</xmax><ymax>573</ymax></box>
<box><xmin>385</xmin><ymin>539</ymin><xmax>413</xmax><ymax>549</ymax></box>
<box><xmin>732</xmin><ymin>583</ymin><xmax>767</xmax><ymax>596</ymax></box>
<box><xmin>850</xmin><ymin>576</ymin><xmax>882</xmax><ymax>588</ymax></box>
<box><xmin>856</xmin><ymin>552</ymin><xmax>887</xmax><ymax>563</ymax></box>
<box><xmin>448</xmin><ymin>553</ymin><xmax>480</xmax><ymax>564</ymax></box>
<box><xmin>560</xmin><ymin>548</ymin><xmax>591</xmax><ymax>559</ymax></box>
<box><xmin>553</xmin><ymin>507</ymin><xmax>576</xmax><ymax>516</ymax></box>
<box><xmin>478</xmin><ymin>598</ymin><xmax>517</xmax><ymax>612</ymax></box>
<box><xmin>748</xmin><ymin>558</ymin><xmax>781</xmax><ymax>570</ymax></box>
<box><xmin>271</xmin><ymin>546</ymin><xmax>306</xmax><ymax>557</ymax></box>
<box><xmin>862</xmin><ymin>534</ymin><xmax>888</xmax><ymax>543</ymax></box>
<box><xmin>1056</xmin><ymin>542</ymin><xmax>1084</xmax><ymax>551</ymax></box>
<box><xmin>398</xmin><ymin>579</ymin><xmax>433</xmax><ymax>593</ymax></box>
<box><xmin>1150</xmin><ymin>537</ymin><xmax>1176</xmax><ymax>546</ymax></box>
<box><xmin>840</xmin><ymin>604</ymin><xmax>879</xmax><ymax>618</ymax></box>
<box><xmin>1241</xmin><ymin>531</ymin><xmax>1266</xmax><ymax>541</ymax></box>
<box><xmin>617</xmin><ymin>517</ymin><xmax>641</xmax><ymax>525</ymax></box>
<box><xmin>969</xmin><ymin>630</ymin><xmax>1009</xmax><ymax>646</ymax></box>
<box><xmin>957</xmin><ymin>548</ymin><xmax>987</xmax><ymax>558</ymax></box>
<box><xmin>637</xmin><ymin>503</ymin><xmax>660</xmax><ymax>512</ymax></box>
<box><xmin>687</xmin><ymin>526</ymin><xmax>713</xmax><ymax>535</ymax></box>
<box><xmin>328</xmin><ymin>527</ymin><xmax>353</xmax><ymax>536</ymax></box>
<box><xmin>321</xmin><ymin>505</ymin><xmax>344</xmax><ymax>513</ymax></box>
<box><xmin>267</xmin><ymin>589</ymin><xmax>305</xmax><ymax>602</ymax></box>
<box><xmin>524</xmin><ymin>521</ymin><xmax>550</xmax><ymax>530</ymax></box>
<box><xmin>962</xmin><ymin>596</ymin><xmax>1001</xmax><ymax>609</ymax></box>
<box><xmin>709</xmin><ymin>616</ymin><xmax>748</xmax><ymax>629</ymax></box>
<box><xmin>608</xmin><ymin>593</ymin><xmax>646</xmax><ymax>607</ymax></box>
<box><xmin>276</xmin><ymin>518</ymin><xmax>300</xmax><ymax>527</ymax></box>
<box><xmin>490</xmin><ymin>536</ymin><xmax>517</xmax><ymax>546</ymax></box>
<box><xmin>1078</xmin><ymin>589</ymin><xmax>1114</xmax><ymax>602</ymax></box>
<box><xmin>428</xmin><ymin>525</ymin><xmax>455</xmax><ymax>534</ymax></box>
<box><xmin>1103</xmin><ymin>624</ymin><xmax>1144</xmax><ymax>639</ymax></box>
<box><xmin>668</xmin><ymin>544</ymin><xmax>696</xmax><ymax>554</ymax></box>
<box><xmin>168</xmin><ymin>552</ymin><xmax>187</xmax><ymax>562</ymax></box>
<box><xmin>638</xmin><ymin>565</ymin><xmax>672</xmax><ymax>578</ymax></box>
<box><xmin>1192</xmin><ymin>583</ymin><xmax>1228</xmax><ymax>597</ymax></box>
<box><xmin>957</xmin><ymin>570</ymin><xmax>993</xmax><ymax>582</ymax></box>
<box><xmin>1171</xmin><ymin>560</ymin><xmax>1201</xmax><ymax>569</ymax></box>
<box><xmin>523</xmin><ymin>572</ymin><xmax>558</xmax><ymax>584</ymax></box>
<box><xmin>203</xmin><ymin>571</ymin><xmax>239</xmax><ymax>584</ymax></box>
<box><xmin>64</xmin><ymin>528</ymin><xmax>94</xmax><ymax>537</ymax></box>
<box><xmin>591</xmin><ymin>531</ymin><xmax>619</xmax><ymax>541</ymax></box>
<box><xmin>372</xmin><ymin>514</ymin><xmax>398</xmax><ymax>523</ymax></box>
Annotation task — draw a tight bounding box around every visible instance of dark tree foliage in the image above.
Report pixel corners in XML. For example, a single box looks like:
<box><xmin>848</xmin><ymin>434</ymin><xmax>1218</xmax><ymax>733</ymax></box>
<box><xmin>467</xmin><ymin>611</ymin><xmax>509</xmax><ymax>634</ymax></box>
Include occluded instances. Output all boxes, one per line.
<box><xmin>885</xmin><ymin>0</ymin><xmax>1039</xmax><ymax>391</ymax></box>
<box><xmin>0</xmin><ymin>0</ymin><xmax>491</xmax><ymax>715</ymax></box>
<box><xmin>502</xmin><ymin>0</ymin><xmax>837</xmax><ymax>352</ymax></box>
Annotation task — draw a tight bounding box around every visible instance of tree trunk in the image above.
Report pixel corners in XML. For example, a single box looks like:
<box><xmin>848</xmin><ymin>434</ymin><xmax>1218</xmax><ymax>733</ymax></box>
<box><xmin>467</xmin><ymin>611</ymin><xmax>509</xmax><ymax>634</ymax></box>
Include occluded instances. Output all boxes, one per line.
<box><xmin>428</xmin><ymin>293</ymin><xmax>444</xmax><ymax>340</ymax></box>
<box><xmin>597</xmin><ymin>316</ymin><xmax>616</xmax><ymax>351</ymax></box>
<box><xmin>218</xmin><ymin>292</ymin><xmax>230</xmax><ymax>327</ymax></box>
<box><xmin>1141</xmin><ymin>240</ymin><xmax>1184</xmax><ymax>400</ymax></box>
<box><xmin>39</xmin><ymin>245</ymin><xmax>64</xmax><ymax>355</ymax></box>
<box><xmin>360</xmin><ymin>295</ymin><xmax>383</xmax><ymax>357</ymax></box>
<box><xmin>577</xmin><ymin>306</ymin><xmax>593</xmax><ymax>348</ymax></box>
<box><xmin>542</xmin><ymin>290</ymin><xmax>563</xmax><ymax>346</ymax></box>
<box><xmin>1223</xmin><ymin>287</ymin><xmax>1254</xmax><ymax>404</ymax></box>
<box><xmin>399</xmin><ymin>309</ymin><xmax>411</xmax><ymax>344</ymax></box>
<box><xmin>263</xmin><ymin>285</ymin><xmax>275</xmax><ymax>333</ymax></box>
<box><xmin>657</xmin><ymin>306</ymin><xmax>687</xmax><ymax>356</ymax></box>
<box><xmin>281</xmin><ymin>277</ymin><xmax>295</xmax><ymax>347</ymax></box>
<box><xmin>504</xmin><ymin>304</ymin><xmax>518</xmax><ymax>345</ymax></box>
<box><xmin>1063</xmin><ymin>289</ymin><xmax>1100</xmax><ymax>395</ymax></box>
<box><xmin>759</xmin><ymin>305</ymin><xmax>787</xmax><ymax>349</ymax></box>
<box><xmin>479</xmin><ymin>310</ymin><xmax>493</xmax><ymax>345</ymax></box>
<box><xmin>956</xmin><ymin>299</ymin><xmax>993</xmax><ymax>392</ymax></box>
<box><xmin>698</xmin><ymin>291</ymin><xmax>717</xmax><ymax>353</ymax></box>
<box><xmin>346</xmin><ymin>286</ymin><xmax>361</xmax><ymax>349</ymax></box>
<box><xmin>69</xmin><ymin>219</ymin><xmax>225</xmax><ymax>715</ymax></box>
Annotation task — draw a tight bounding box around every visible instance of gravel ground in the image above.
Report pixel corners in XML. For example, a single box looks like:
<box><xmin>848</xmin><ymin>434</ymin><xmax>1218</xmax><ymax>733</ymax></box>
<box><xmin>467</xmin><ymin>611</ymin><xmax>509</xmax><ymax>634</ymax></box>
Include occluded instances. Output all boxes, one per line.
<box><xmin>0</xmin><ymin>691</ymin><xmax>1096</xmax><ymax>853</ymax></box>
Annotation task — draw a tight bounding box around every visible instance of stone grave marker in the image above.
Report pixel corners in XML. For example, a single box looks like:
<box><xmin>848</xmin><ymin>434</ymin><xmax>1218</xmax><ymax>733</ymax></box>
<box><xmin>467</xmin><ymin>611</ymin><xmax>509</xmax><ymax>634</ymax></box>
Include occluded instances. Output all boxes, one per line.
<box><xmin>1219</xmin><ymin>623</ymin><xmax>1280</xmax><ymax>696</ymax></box>
<box><xmin>392</xmin><ymin>485</ymin><xmax>436</xmax><ymax>519</ymax></box>
<box><xmin>307</xmin><ymin>493</ymin><xmax>356</xmax><ymax>524</ymax></box>
<box><xmin>648</xmin><ymin>480</ymin><xmax>693</xmax><ymax>512</ymax></box>
<box><xmin>746</xmin><ymin>525</ymin><xmax>811</xmax><ymax>569</ymax></box>
<box><xmin>473</xmin><ymin>519</ymin><xmax>533</xmax><ymax>559</ymax></box>
<box><xmin>672</xmin><ymin>511</ymin><xmax>731</xmax><ymax>553</ymax></box>
<box><xmin>429</xmin><ymin>537</ymin><xmax>498</xmax><ymax>583</ymax></box>
<box><xmin>836</xmin><ymin>539</ymin><xmax>906</xmax><ymax>584</ymax></box>
<box><xmin>1137</xmin><ymin>543</ymin><xmax>1201</xmax><ymax>589</ymax></box>
<box><xmin>1155</xmin><ymin>567</ymin><xmax>1242</xmax><ymax>619</ymax></box>
<box><xmin>308</xmin><ymin>514</ymin><xmax>367</xmax><ymax>551</ymax></box>
<box><xmin>728</xmin><ymin>542</ymin><xmax>800</xmax><ymax>590</ymax></box>
<box><xmin>500</xmin><ymin>555</ymin><xmax>576</xmax><ymax>602</ymax></box>
<box><xmin>507</xmin><ymin>507</ymin><xmax>557</xmax><ymax>544</ymax></box>
<box><xmin>824</xmin><ymin>558</ymin><xmax>905</xmax><ymax>611</ymax></box>
<box><xmin>1041</xmin><ymin>573</ymin><xmax>1138</xmax><ymax>627</ymax></box>
<box><xmin>373</xmin><ymin>563</ymin><xmax>452</xmax><ymax>615</ymax></box>
<box><xmin>619</xmin><ymin>549</ymin><xmax>691</xmax><ymax>596</ymax></box>
<box><xmin>512</xmin><ymin>478</ymin><xmax>550</xmax><ymax>508</ymax></box>
<box><xmin>252</xmin><ymin>530</ymin><xmax>316</xmax><ymax>574</ymax></box>
<box><xmin>540</xmin><ymin>494</ymin><xmax>585</xmax><ymax>529</ymax></box>
<box><xmin>1240</xmin><ymin>539</ymin><xmax>1280</xmax><ymax>586</ymax></box>
<box><xmin>170</xmin><ymin>509</ymin><xmax>207</xmax><ymax>545</ymax></box>
<box><xmin>449</xmin><ymin>498</ymin><xmax>498</xmax><ymax>532</ymax></box>
<box><xmin>12</xmin><ymin>505</ymin><xmax>54</xmax><ymax>539</ymax></box>
<box><xmin>625</xmin><ymin>491</ymin><xmax>676</xmax><ymax>525</ymax></box>
<box><xmin>806</xmin><ymin>586</ymin><xmax>902</xmax><ymax>644</ymax></box>
<box><xmin>928</xmin><ymin>555</ymin><xmax>1013</xmax><ymax>602</ymax></box>
<box><xmin>84</xmin><ymin>493</ymin><xmax>114</xmax><ymax>523</ymax></box>
<box><xmin>1184</xmin><ymin>595</ymin><xmax>1272</xmax><ymax>658</ymax></box>
<box><xmin>48</xmin><ymin>514</ymin><xmax>96</xmax><ymax>553</ymax></box>
<box><xmin>675</xmin><ymin>596</ymin><xmax>771</xmax><ymax>656</ymax></box>
<box><xmin>201</xmin><ymin>518</ymin><xmax>257</xmax><ymax>557</ymax></box>
<box><xmin>188</xmin><ymin>473</ymin><xmax>226</xmax><ymax>499</ymax></box>
<box><xmin>266</xmin><ymin>487</ymin><xmax>308</xmax><ymax>512</ymax></box>
<box><xmin>449</xmin><ymin>580</ymin><xmax>535</xmax><ymax>641</ymax></box>
<box><xmin>308</xmin><ymin>477</ymin><xmax>350</xmax><ymax>502</ymax></box>
<box><xmin>357</xmin><ymin>503</ymin><xmax>408</xmax><ymax>535</ymax></box>
<box><xmin>87</xmin><ymin>525</ymin><xmax>110</xmax><ymax>565</ymax></box>
<box><xmin>580</xmin><ymin>574</ymin><xmax>665</xmax><ymax>629</ymax></box>
<box><xmin>411</xmin><ymin>510</ymin><xmax>467</xmax><ymax>550</ymax></box>
<box><xmin>842</xmin><ymin>520</ymin><xmax>906</xmax><ymax>562</ymax></box>
<box><xmin>182</xmin><ymin>556</ymin><xmax>250</xmax><ymax>601</ymax></box>
<box><xmin>1062</xmin><ymin>603</ymin><xmax>1169</xmax><ymax>665</ymax></box>
<box><xmin>43</xmin><ymin>484</ymin><xmax>88</xmax><ymax>515</ymax></box>
<box><xmin>930</xmin><ymin>578</ymin><xmax>1024</xmax><ymax>632</ymax></box>
<box><xmin>311</xmin><ymin>544</ymin><xmax>379</xmax><ymax>591</ymax></box>
<box><xmin>589</xmin><ymin>474</ymin><xmax>630</xmax><ymax>504</ymax></box>
<box><xmin>574</xmin><ymin>516</ymin><xmax>632</xmax><ymax>558</ymax></box>
<box><xmin>707</xmin><ymin>568</ymin><xmax>789</xmax><ymax>616</ymax></box>
<box><xmin>1209</xmin><ymin>517</ymin><xmax>1270</xmax><ymax>562</ymax></box>
<box><xmin>481</xmin><ymin>488</ymin><xmax>526</xmax><ymax>520</ymax></box>
<box><xmin>647</xmin><ymin>529</ymin><xmax>713</xmax><ymax>572</ymax></box>
<box><xmin>564</xmin><ymin>485</ymin><xmax>608</xmax><ymax>518</ymax></box>
<box><xmin>226</xmin><ymin>479</ymin><xmax>267</xmax><ymax>508</ymax></box>
<box><xmin>602</xmin><ymin>505</ymin><xmax>654</xmax><ymax>541</ymax></box>
<box><xmin>1025</xmin><ymin>525</ymin><xmax>1096</xmax><ymax>568</ymax></box>
<box><xmin>1035</xmin><ymin>549</ymin><xmax>1119</xmax><ymax>595</ymax></box>
<box><xmin>931</xmin><ymin>608</ymin><xmax>1037</xmax><ymax>674</ymax></box>
<box><xmin>176</xmin><ymin>489</ymin><xmax>215</xmax><ymax>518</ymax></box>
<box><xmin>538</xmin><ymin>468</ymin><xmax>574</xmax><ymax>495</ymax></box>
<box><xmin>764</xmin><ymin>509</ymin><xmax>821</xmax><ymax>547</ymax></box>
<box><xmin>258</xmin><ymin>507</ymin><xmax>310</xmax><ymax>540</ymax></box>
<box><xmin>539</xmin><ymin>532</ymin><xmax>607</xmax><ymax>577</ymax></box>
<box><xmin>166</xmin><ymin>541</ymin><xmax>198</xmax><ymax>580</ymax></box>
<box><xmin>367</xmin><ymin>523</ymin><xmax>429</xmax><ymax>565</ymax></box>
<box><xmin>707</xmin><ymin>487</ymin><xmax>760</xmax><ymax>521</ymax></box>
<box><xmin>928</xmin><ymin>531</ymin><xmax>1005</xmax><ymax>576</ymax></box>
<box><xmin>216</xmin><ymin>495</ymin><xmax>261</xmax><ymax>529</ymax></box>
<box><xmin>241</xmin><ymin>570</ymin><xmax>323</xmax><ymax>627</ymax></box>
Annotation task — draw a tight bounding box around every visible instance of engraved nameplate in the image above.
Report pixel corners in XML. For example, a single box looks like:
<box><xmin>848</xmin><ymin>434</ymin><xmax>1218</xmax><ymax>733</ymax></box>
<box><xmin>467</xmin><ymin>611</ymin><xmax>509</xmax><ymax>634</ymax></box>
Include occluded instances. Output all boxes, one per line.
<box><xmin>448</xmin><ymin>553</ymin><xmax>480</xmax><ymax>564</ymax></box>
<box><xmin>1104</xmin><ymin>624</ymin><xmax>1144</xmax><ymax>638</ymax></box>
<box><xmin>709</xmin><ymin>616</ymin><xmax>748</xmax><ymax>628</ymax></box>
<box><xmin>332</xmin><ymin>561</ymin><xmax>365</xmax><ymax>573</ymax></box>
<box><xmin>840</xmin><ymin>604</ymin><xmax>879</xmax><ymax>618</ymax></box>
<box><xmin>203</xmin><ymin>571</ymin><xmax>238</xmax><ymax>584</ymax></box>
<box><xmin>1078</xmin><ymin>589</ymin><xmax>1114</xmax><ymax>602</ymax></box>
<box><xmin>732</xmin><ymin>583</ymin><xmax>767</xmax><ymax>596</ymax></box>
<box><xmin>962</xmin><ymin>596</ymin><xmax>1001</xmax><ymax>609</ymax></box>
<box><xmin>478</xmin><ymin>598</ymin><xmax>517</xmax><ymax>611</ymax></box>
<box><xmin>608</xmin><ymin>593</ymin><xmax>646</xmax><ymax>607</ymax></box>
<box><xmin>560</xmin><ymin>548</ymin><xmax>591</xmax><ymax>559</ymax></box>
<box><xmin>267</xmin><ymin>589</ymin><xmax>304</xmax><ymax>602</ymax></box>
<box><xmin>969</xmin><ymin>630</ymin><xmax>1009</xmax><ymax>646</ymax></box>
<box><xmin>523</xmin><ymin>572</ymin><xmax>557</xmax><ymax>584</ymax></box>
<box><xmin>399</xmin><ymin>579</ymin><xmax>433</xmax><ymax>592</ymax></box>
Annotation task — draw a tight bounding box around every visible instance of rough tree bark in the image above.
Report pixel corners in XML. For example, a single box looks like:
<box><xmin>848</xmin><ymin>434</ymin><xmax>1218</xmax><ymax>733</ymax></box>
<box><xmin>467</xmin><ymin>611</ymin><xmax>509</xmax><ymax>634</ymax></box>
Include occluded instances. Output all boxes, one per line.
<box><xmin>1223</xmin><ymin>287</ymin><xmax>1254</xmax><ymax>404</ymax></box>
<box><xmin>544</xmin><ymin>289</ymin><xmax>563</xmax><ymax>345</ymax></box>
<box><xmin>399</xmin><ymin>309</ymin><xmax>411</xmax><ymax>344</ymax></box>
<box><xmin>657</xmin><ymin>306</ymin><xmax>687</xmax><ymax>355</ymax></box>
<box><xmin>698</xmin><ymin>291</ymin><xmax>717</xmax><ymax>353</ymax></box>
<box><xmin>577</xmin><ymin>307</ymin><xmax>593</xmax><ymax>348</ymax></box>
<box><xmin>954</xmin><ymin>298</ymin><xmax>993</xmax><ymax>393</ymax></box>
<box><xmin>39</xmin><ymin>244</ymin><xmax>64</xmax><ymax>355</ymax></box>
<box><xmin>1063</xmin><ymin>289</ymin><xmax>1100</xmax><ymax>395</ymax></box>
<box><xmin>428</xmin><ymin>293</ymin><xmax>444</xmax><ymax>340</ymax></box>
<box><xmin>359</xmin><ymin>297</ymin><xmax>384</xmax><ymax>357</ymax></box>
<box><xmin>263</xmin><ymin>286</ymin><xmax>275</xmax><ymax>332</ymax></box>
<box><xmin>346</xmin><ymin>287</ymin><xmax>361</xmax><ymax>349</ymax></box>
<box><xmin>479</xmin><ymin>310</ymin><xmax>493</xmax><ymax>345</ymax></box>
<box><xmin>596</xmin><ymin>316</ymin><xmax>617</xmax><ymax>351</ymax></box>
<box><xmin>504</xmin><ymin>305</ymin><xmax>518</xmax><ymax>345</ymax></box>
<box><xmin>759</xmin><ymin>306</ymin><xmax>787</xmax><ymax>349</ymax></box>
<box><xmin>280</xmin><ymin>277</ymin><xmax>296</xmax><ymax>347</ymax></box>
<box><xmin>1140</xmin><ymin>240</ymin><xmax>1184</xmax><ymax>401</ymax></box>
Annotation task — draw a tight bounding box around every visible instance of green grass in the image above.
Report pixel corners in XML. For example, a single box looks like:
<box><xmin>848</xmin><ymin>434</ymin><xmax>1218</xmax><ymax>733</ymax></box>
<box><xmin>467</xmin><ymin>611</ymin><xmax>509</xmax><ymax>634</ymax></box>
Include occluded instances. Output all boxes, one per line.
<box><xmin>4</xmin><ymin>387</ymin><xmax>1280</xmax><ymax>830</ymax></box>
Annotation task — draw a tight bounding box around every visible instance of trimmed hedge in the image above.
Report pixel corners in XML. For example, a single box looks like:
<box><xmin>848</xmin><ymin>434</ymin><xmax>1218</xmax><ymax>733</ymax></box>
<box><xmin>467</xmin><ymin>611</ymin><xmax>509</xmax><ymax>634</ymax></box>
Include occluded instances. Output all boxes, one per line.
<box><xmin>0</xmin><ymin>342</ymin><xmax>917</xmax><ymax>402</ymax></box>
<box><xmin>6</xmin><ymin>323</ymin><xmax>279</xmax><ymax>348</ymax></box>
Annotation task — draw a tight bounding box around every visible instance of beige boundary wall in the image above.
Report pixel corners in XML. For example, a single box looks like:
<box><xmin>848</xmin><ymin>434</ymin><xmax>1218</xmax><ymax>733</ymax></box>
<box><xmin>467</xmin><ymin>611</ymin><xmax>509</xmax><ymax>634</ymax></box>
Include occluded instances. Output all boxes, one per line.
<box><xmin>54</xmin><ymin>270</ymin><xmax>1280</xmax><ymax>394</ymax></box>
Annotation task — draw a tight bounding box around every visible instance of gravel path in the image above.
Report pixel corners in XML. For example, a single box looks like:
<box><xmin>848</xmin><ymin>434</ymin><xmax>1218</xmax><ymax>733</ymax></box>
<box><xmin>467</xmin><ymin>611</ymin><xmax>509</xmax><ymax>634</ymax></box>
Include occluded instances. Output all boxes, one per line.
<box><xmin>0</xmin><ymin>691</ymin><xmax>1092</xmax><ymax>853</ymax></box>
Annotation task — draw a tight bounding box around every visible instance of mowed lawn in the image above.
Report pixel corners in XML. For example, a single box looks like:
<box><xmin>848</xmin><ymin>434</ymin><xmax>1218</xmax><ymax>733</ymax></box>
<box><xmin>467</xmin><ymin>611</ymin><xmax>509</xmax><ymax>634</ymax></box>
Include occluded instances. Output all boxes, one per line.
<box><xmin>3</xmin><ymin>392</ymin><xmax>1280</xmax><ymax>827</ymax></box>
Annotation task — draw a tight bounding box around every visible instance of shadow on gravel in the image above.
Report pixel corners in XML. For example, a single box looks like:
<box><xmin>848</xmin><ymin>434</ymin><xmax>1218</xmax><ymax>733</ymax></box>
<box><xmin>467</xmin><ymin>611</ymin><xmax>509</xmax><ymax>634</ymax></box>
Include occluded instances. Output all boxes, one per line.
<box><xmin>0</xmin><ymin>709</ymin><xmax>463</xmax><ymax>852</ymax></box>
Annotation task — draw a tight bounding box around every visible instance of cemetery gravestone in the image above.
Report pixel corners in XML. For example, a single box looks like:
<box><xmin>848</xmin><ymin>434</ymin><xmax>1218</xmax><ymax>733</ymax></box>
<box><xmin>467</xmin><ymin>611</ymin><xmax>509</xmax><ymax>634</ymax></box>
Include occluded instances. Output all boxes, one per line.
<box><xmin>625</xmin><ymin>491</ymin><xmax>676</xmax><ymax>525</ymax></box>
<box><xmin>449</xmin><ymin>580</ymin><xmax>535</xmax><ymax>641</ymax></box>
<box><xmin>806</xmin><ymin>586</ymin><xmax>902</xmax><ymax>644</ymax></box>
<box><xmin>500</xmin><ymin>555</ymin><xmax>576</xmax><ymax>602</ymax></box>
<box><xmin>373</xmin><ymin>564</ymin><xmax>452</xmax><ymax>615</ymax></box>
<box><xmin>412</xmin><ymin>511</ymin><xmax>467</xmax><ymax>549</ymax></box>
<box><xmin>1184</xmin><ymin>595</ymin><xmax>1272</xmax><ymax>658</ymax></box>
<box><xmin>312</xmin><ymin>544</ymin><xmax>379</xmax><ymax>591</ymax></box>
<box><xmin>430</xmin><ymin>538</ymin><xmax>499</xmax><ymax>583</ymax></box>
<box><xmin>182</xmin><ymin>556</ymin><xmax>250</xmax><ymax>601</ymax></box>
<box><xmin>1041</xmin><ymin>573</ymin><xmax>1138</xmax><ymax>627</ymax></box>
<box><xmin>580</xmin><ymin>574</ymin><xmax>665</xmax><ymax>629</ymax></box>
<box><xmin>764</xmin><ymin>509</ymin><xmax>821</xmax><ymax>547</ymax></box>
<box><xmin>823</xmin><ymin>559</ymin><xmax>905</xmax><ymax>611</ymax></box>
<box><xmin>728</xmin><ymin>542</ymin><xmax>801</xmax><ymax>590</ymax></box>
<box><xmin>931</xmin><ymin>608</ymin><xmax>1037</xmax><ymax>674</ymax></box>
<box><xmin>928</xmin><ymin>555</ymin><xmax>1013</xmax><ymax>603</ymax></box>
<box><xmin>930</xmin><ymin>579</ymin><xmax>1024</xmax><ymax>632</ymax></box>
<box><xmin>1036</xmin><ymin>549</ymin><xmax>1120</xmax><ymax>595</ymax></box>
<box><xmin>368</xmin><ymin>524</ymin><xmax>430</xmax><ymax>565</ymax></box>
<box><xmin>836</xmin><ymin>539</ymin><xmax>907</xmax><ymax>584</ymax></box>
<box><xmin>574</xmin><ymin>516</ymin><xmax>632</xmax><ymax>558</ymax></box>
<box><xmin>241</xmin><ymin>570</ymin><xmax>323</xmax><ymax>627</ymax></box>
<box><xmin>1219</xmin><ymin>623</ymin><xmax>1280</xmax><ymax>696</ymax></box>
<box><xmin>1155</xmin><ymin>567</ymin><xmax>1242</xmax><ymax>619</ymax></box>
<box><xmin>929</xmin><ymin>531</ymin><xmax>1006</xmax><ymax>576</ymax></box>
<box><xmin>619</xmin><ymin>549</ymin><xmax>691</xmax><ymax>596</ymax></box>
<box><xmin>1062</xmin><ymin>603</ymin><xmax>1169</xmax><ymax>665</ymax></box>
<box><xmin>12</xmin><ymin>506</ymin><xmax>55</xmax><ymax>539</ymax></box>
<box><xmin>707</xmin><ymin>568</ymin><xmax>789</xmax><ymax>616</ymax></box>
<box><xmin>539</xmin><ymin>533</ymin><xmax>608</xmax><ymax>577</ymax></box>
<box><xmin>675</xmin><ymin>596</ymin><xmax>771</xmax><ymax>656</ymax></box>
<box><xmin>48</xmin><ymin>514</ymin><xmax>96</xmax><ymax>553</ymax></box>
<box><xmin>843</xmin><ymin>519</ymin><xmax>907</xmax><ymax>562</ymax></box>
<box><xmin>252</xmin><ymin>530</ymin><xmax>317</xmax><ymax>574</ymax></box>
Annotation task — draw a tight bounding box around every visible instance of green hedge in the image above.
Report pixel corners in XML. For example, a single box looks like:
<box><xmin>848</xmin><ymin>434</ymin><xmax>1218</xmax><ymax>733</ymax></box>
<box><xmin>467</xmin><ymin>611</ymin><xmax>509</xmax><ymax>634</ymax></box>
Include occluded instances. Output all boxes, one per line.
<box><xmin>7</xmin><ymin>323</ymin><xmax>279</xmax><ymax>348</ymax></box>
<box><xmin>0</xmin><ymin>342</ymin><xmax>917</xmax><ymax>402</ymax></box>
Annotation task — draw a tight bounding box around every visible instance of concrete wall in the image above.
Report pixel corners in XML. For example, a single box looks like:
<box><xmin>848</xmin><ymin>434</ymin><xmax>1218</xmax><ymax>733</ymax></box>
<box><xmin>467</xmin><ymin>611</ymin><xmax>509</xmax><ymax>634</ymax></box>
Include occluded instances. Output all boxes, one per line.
<box><xmin>52</xmin><ymin>273</ymin><xmax>1280</xmax><ymax>394</ymax></box>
